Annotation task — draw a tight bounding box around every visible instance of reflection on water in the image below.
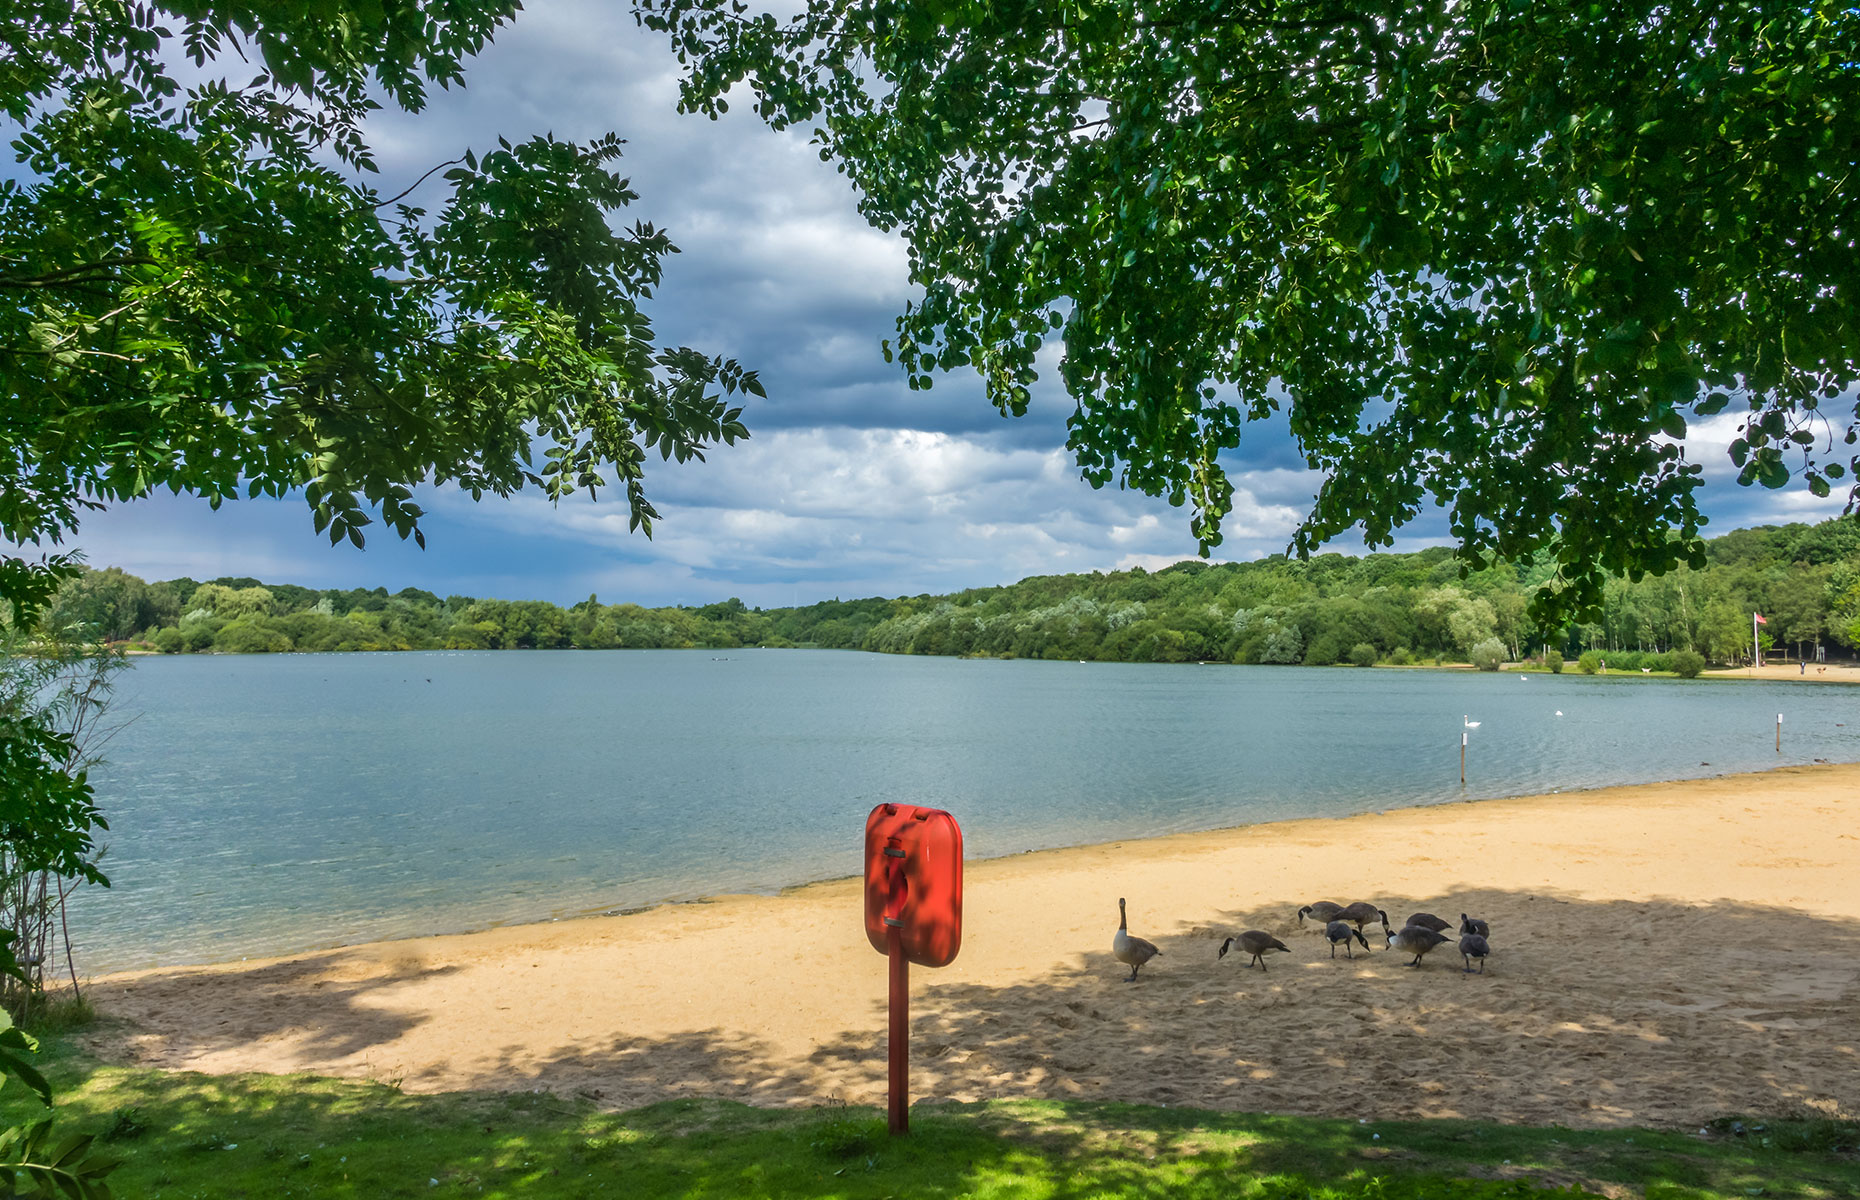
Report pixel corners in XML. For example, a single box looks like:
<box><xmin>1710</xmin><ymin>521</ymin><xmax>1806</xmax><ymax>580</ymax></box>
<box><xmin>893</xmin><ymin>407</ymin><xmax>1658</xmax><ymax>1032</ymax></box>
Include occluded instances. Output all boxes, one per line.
<box><xmin>72</xmin><ymin>650</ymin><xmax>1860</xmax><ymax>971</ymax></box>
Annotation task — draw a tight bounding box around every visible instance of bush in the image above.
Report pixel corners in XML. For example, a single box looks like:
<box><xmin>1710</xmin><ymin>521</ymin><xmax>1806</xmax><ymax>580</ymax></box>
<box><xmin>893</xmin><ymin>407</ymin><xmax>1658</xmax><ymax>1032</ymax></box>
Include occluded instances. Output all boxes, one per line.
<box><xmin>180</xmin><ymin>622</ymin><xmax>217</xmax><ymax>652</ymax></box>
<box><xmin>1389</xmin><ymin>646</ymin><xmax>1413</xmax><ymax>666</ymax></box>
<box><xmin>1543</xmin><ymin>649</ymin><xmax>1563</xmax><ymax>673</ymax></box>
<box><xmin>1672</xmin><ymin>649</ymin><xmax>1706</xmax><ymax>678</ymax></box>
<box><xmin>1349</xmin><ymin>642</ymin><xmax>1378</xmax><ymax>668</ymax></box>
<box><xmin>1577</xmin><ymin>649</ymin><xmax>1603</xmax><ymax>674</ymax></box>
<box><xmin>1256</xmin><ymin>622</ymin><xmax>1304</xmax><ymax>665</ymax></box>
<box><xmin>1469</xmin><ymin>638</ymin><xmax>1506</xmax><ymax>671</ymax></box>
<box><xmin>1302</xmin><ymin>632</ymin><xmax>1344</xmax><ymax>666</ymax></box>
<box><xmin>213</xmin><ymin>618</ymin><xmax>293</xmax><ymax>654</ymax></box>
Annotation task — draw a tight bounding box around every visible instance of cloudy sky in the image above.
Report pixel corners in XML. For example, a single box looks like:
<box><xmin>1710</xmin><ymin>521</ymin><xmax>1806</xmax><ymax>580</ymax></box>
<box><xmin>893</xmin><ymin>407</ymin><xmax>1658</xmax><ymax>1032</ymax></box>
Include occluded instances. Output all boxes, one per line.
<box><xmin>60</xmin><ymin>2</ymin><xmax>1849</xmax><ymax>607</ymax></box>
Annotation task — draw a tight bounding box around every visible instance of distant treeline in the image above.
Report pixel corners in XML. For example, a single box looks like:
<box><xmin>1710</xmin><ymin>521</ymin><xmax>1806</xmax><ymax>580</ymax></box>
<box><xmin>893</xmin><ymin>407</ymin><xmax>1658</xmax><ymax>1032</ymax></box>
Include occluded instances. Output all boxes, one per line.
<box><xmin>32</xmin><ymin>516</ymin><xmax>1860</xmax><ymax>666</ymax></box>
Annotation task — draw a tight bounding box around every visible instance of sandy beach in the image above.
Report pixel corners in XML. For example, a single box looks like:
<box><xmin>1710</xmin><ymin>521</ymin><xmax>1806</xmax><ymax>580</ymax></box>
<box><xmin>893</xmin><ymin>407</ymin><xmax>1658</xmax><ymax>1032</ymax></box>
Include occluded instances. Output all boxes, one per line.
<box><xmin>85</xmin><ymin>763</ymin><xmax>1860</xmax><ymax>1129</ymax></box>
<box><xmin>1709</xmin><ymin>661</ymin><xmax>1860</xmax><ymax>683</ymax></box>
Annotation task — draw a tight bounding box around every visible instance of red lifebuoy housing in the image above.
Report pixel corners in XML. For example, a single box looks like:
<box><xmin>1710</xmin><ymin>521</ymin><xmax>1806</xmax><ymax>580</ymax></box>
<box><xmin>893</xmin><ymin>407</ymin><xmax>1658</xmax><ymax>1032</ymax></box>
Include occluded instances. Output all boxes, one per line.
<box><xmin>863</xmin><ymin>803</ymin><xmax>963</xmax><ymax>968</ymax></box>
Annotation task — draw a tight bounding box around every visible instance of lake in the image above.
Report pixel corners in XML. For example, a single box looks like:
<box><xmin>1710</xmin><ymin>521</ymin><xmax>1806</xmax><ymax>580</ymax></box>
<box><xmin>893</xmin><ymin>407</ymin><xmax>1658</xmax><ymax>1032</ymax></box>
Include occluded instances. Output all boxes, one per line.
<box><xmin>70</xmin><ymin>650</ymin><xmax>1860</xmax><ymax>973</ymax></box>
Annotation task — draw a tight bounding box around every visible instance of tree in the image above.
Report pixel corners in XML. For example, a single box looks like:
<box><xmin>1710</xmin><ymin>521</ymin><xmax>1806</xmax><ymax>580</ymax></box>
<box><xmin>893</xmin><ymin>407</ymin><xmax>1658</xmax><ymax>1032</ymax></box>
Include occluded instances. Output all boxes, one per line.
<box><xmin>2</xmin><ymin>1</ymin><xmax>762</xmax><ymax>627</ymax></box>
<box><xmin>0</xmin><ymin>628</ymin><xmax>117</xmax><ymax>1013</ymax></box>
<box><xmin>1767</xmin><ymin>566</ymin><xmax>1830</xmax><ymax>658</ymax></box>
<box><xmin>642</xmin><ymin>0</ymin><xmax>1860</xmax><ymax>622</ymax></box>
<box><xmin>44</xmin><ymin>567</ymin><xmax>173</xmax><ymax>643</ymax></box>
<box><xmin>187</xmin><ymin>584</ymin><xmax>274</xmax><ymax>620</ymax></box>
<box><xmin>1699</xmin><ymin>597</ymin><xmax>1753</xmax><ymax>663</ymax></box>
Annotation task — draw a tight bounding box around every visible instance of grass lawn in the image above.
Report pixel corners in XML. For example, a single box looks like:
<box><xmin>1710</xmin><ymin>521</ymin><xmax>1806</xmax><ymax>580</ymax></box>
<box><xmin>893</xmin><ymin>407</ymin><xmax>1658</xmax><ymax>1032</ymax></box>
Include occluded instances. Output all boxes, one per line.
<box><xmin>2</xmin><ymin>1034</ymin><xmax>1855</xmax><ymax>1198</ymax></box>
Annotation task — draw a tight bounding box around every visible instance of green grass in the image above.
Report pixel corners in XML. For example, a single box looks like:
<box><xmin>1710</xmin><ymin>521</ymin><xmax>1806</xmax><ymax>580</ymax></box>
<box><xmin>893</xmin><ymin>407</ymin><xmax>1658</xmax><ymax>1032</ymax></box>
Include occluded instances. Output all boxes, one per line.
<box><xmin>2</xmin><ymin>1035</ymin><xmax>1855</xmax><ymax>1198</ymax></box>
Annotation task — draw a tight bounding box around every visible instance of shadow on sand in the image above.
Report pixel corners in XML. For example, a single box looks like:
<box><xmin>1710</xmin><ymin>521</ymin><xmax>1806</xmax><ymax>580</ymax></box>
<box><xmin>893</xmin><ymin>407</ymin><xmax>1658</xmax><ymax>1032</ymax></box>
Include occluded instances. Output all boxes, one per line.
<box><xmin>87</xmin><ymin>888</ymin><xmax>1860</xmax><ymax>1128</ymax></box>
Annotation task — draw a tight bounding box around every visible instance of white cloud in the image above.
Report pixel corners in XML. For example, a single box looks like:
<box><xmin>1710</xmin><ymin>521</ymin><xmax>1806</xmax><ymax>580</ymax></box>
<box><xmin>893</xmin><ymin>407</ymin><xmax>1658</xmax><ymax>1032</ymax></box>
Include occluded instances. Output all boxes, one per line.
<box><xmin>397</xmin><ymin>426</ymin><xmax>1309</xmax><ymax>603</ymax></box>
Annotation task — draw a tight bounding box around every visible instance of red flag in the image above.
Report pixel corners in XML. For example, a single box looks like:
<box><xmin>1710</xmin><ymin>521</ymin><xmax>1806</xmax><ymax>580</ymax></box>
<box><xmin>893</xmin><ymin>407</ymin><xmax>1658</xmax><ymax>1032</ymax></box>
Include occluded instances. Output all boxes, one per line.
<box><xmin>1754</xmin><ymin>612</ymin><xmax>1768</xmax><ymax>625</ymax></box>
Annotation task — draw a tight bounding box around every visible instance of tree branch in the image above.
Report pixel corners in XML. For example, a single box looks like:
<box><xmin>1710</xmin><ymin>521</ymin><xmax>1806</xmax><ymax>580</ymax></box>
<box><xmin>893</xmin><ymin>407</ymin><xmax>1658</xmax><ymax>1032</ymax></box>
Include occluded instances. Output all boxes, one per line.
<box><xmin>0</xmin><ymin>257</ymin><xmax>160</xmax><ymax>289</ymax></box>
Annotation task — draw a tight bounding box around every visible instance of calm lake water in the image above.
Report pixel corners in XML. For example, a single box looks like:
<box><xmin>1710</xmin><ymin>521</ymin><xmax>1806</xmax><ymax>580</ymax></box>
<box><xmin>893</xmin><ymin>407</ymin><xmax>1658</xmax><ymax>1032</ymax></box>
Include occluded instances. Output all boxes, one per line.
<box><xmin>69</xmin><ymin>650</ymin><xmax>1860</xmax><ymax>972</ymax></box>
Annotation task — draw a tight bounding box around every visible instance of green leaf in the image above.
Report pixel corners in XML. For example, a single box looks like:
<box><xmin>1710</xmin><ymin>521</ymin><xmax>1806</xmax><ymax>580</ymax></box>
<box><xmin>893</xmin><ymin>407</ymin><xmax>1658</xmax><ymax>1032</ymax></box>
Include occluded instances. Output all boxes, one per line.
<box><xmin>0</xmin><ymin>1050</ymin><xmax>51</xmax><ymax>1108</ymax></box>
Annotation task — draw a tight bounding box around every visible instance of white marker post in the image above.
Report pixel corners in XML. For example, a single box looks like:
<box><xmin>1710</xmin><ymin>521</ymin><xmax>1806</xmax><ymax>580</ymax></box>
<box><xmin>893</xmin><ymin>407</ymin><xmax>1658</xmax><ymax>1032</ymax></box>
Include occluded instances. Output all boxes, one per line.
<box><xmin>1777</xmin><ymin>712</ymin><xmax>1783</xmax><ymax>754</ymax></box>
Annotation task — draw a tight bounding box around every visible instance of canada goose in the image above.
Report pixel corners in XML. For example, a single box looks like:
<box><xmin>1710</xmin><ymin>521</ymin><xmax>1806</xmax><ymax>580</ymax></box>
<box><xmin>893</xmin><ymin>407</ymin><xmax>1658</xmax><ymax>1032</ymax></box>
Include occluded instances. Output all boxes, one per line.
<box><xmin>1336</xmin><ymin>902</ymin><xmax>1391</xmax><ymax>936</ymax></box>
<box><xmin>1219</xmin><ymin>930</ymin><xmax>1292</xmax><ymax>969</ymax></box>
<box><xmin>1296</xmin><ymin>901</ymin><xmax>1344</xmax><ymax>927</ymax></box>
<box><xmin>1113</xmin><ymin>898</ymin><xmax>1162</xmax><ymax>982</ymax></box>
<box><xmin>1459</xmin><ymin>913</ymin><xmax>1490</xmax><ymax>938</ymax></box>
<box><xmin>1459</xmin><ymin>932</ymin><xmax>1491</xmax><ymax>973</ymax></box>
<box><xmin>1386</xmin><ymin>924</ymin><xmax>1455</xmax><ymax>967</ymax></box>
<box><xmin>1324</xmin><ymin>920</ymin><xmax>1370</xmax><ymax>959</ymax></box>
<box><xmin>1405</xmin><ymin>912</ymin><xmax>1452</xmax><ymax>933</ymax></box>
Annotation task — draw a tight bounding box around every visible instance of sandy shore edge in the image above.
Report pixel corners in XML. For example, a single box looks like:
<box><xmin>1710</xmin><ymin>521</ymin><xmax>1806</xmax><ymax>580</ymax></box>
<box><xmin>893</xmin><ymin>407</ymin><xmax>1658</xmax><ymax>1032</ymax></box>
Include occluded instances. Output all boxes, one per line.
<box><xmin>88</xmin><ymin>762</ymin><xmax>1860</xmax><ymax>1128</ymax></box>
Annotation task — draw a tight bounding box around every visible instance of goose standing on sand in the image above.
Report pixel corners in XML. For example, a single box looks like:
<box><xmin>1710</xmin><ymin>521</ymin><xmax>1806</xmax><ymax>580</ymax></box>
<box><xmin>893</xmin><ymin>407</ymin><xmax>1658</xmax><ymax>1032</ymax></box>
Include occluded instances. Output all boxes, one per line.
<box><xmin>1386</xmin><ymin>924</ymin><xmax>1455</xmax><ymax>967</ymax></box>
<box><xmin>1324</xmin><ymin>921</ymin><xmax>1370</xmax><ymax>960</ymax></box>
<box><xmin>1113</xmin><ymin>898</ymin><xmax>1162</xmax><ymax>982</ymax></box>
<box><xmin>1405</xmin><ymin>912</ymin><xmax>1452</xmax><ymax>933</ymax></box>
<box><xmin>1219</xmin><ymin>930</ymin><xmax>1292</xmax><ymax>970</ymax></box>
<box><xmin>1459</xmin><ymin>913</ymin><xmax>1490</xmax><ymax>938</ymax></box>
<box><xmin>1336</xmin><ymin>902</ymin><xmax>1392</xmax><ymax>937</ymax></box>
<box><xmin>1296</xmin><ymin>901</ymin><xmax>1345</xmax><ymax>927</ymax></box>
<box><xmin>1459</xmin><ymin>932</ymin><xmax>1491</xmax><ymax>974</ymax></box>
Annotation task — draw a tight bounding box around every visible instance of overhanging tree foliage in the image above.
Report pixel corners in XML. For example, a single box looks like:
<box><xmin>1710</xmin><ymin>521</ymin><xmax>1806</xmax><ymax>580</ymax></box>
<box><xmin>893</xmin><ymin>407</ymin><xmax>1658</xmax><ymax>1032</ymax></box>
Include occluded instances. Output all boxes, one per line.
<box><xmin>639</xmin><ymin>0</ymin><xmax>1860</xmax><ymax>621</ymax></box>
<box><xmin>1</xmin><ymin>1</ymin><xmax>762</xmax><ymax>626</ymax></box>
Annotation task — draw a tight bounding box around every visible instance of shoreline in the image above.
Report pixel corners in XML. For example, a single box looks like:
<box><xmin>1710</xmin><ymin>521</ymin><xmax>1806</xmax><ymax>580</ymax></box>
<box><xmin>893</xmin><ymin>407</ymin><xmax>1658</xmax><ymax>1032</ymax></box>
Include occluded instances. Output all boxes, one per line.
<box><xmin>116</xmin><ymin>643</ymin><xmax>1860</xmax><ymax>682</ymax></box>
<box><xmin>85</xmin><ymin>762</ymin><xmax>1860</xmax><ymax>1128</ymax></box>
<box><xmin>490</xmin><ymin>750</ymin><xmax>1860</xmax><ymax>931</ymax></box>
<box><xmin>88</xmin><ymin>752</ymin><xmax>1860</xmax><ymax>976</ymax></box>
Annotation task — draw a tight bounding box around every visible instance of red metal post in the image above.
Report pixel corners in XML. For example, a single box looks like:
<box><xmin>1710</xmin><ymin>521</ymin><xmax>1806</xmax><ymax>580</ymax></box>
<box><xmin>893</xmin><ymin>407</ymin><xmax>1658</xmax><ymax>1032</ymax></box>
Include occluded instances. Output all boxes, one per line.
<box><xmin>887</xmin><ymin>921</ymin><xmax>908</xmax><ymax>1135</ymax></box>
<box><xmin>883</xmin><ymin>840</ymin><xmax>909</xmax><ymax>1135</ymax></box>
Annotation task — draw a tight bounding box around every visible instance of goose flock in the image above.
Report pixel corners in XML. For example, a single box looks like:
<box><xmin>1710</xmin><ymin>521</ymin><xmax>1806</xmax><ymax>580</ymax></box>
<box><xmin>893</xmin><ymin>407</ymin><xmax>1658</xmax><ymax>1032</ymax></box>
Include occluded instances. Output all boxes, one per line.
<box><xmin>1114</xmin><ymin>899</ymin><xmax>1495</xmax><ymax>980</ymax></box>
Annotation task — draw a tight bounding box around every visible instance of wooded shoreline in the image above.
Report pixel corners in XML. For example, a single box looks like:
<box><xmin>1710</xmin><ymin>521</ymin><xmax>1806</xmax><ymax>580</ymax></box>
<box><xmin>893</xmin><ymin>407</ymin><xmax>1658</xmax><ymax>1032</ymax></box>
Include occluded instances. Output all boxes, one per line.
<box><xmin>41</xmin><ymin>514</ymin><xmax>1860</xmax><ymax>667</ymax></box>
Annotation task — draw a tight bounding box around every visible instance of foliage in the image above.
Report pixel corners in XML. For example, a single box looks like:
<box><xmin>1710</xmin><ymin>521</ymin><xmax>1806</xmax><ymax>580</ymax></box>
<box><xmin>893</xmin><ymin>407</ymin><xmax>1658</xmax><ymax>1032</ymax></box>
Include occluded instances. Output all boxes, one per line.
<box><xmin>0</xmin><ymin>629</ymin><xmax>122</xmax><ymax>1014</ymax></box>
<box><xmin>1349</xmin><ymin>642</ymin><xmax>1378</xmax><ymax>668</ymax></box>
<box><xmin>0</xmin><ymin>632</ymin><xmax>111</xmax><ymax>885</ymax></box>
<box><xmin>5</xmin><ymin>1045</ymin><xmax>1860</xmax><ymax>1199</ymax></box>
<box><xmin>1469</xmin><ymin>639</ymin><xmax>1506</xmax><ymax>672</ymax></box>
<box><xmin>96</xmin><ymin>1109</ymin><xmax>143</xmax><ymax>1145</ymax></box>
<box><xmin>1577</xmin><ymin>650</ymin><xmax>1603</xmax><ymax>675</ymax></box>
<box><xmin>1543</xmin><ymin>650</ymin><xmax>1564</xmax><ymax>674</ymax></box>
<box><xmin>641</xmin><ymin>0</ymin><xmax>1860</xmax><ymax>624</ymax></box>
<box><xmin>62</xmin><ymin>513</ymin><xmax>1860</xmax><ymax>668</ymax></box>
<box><xmin>0</xmin><ymin>1</ymin><xmax>760</xmax><ymax>626</ymax></box>
<box><xmin>808</xmin><ymin>1113</ymin><xmax>885</xmax><ymax>1159</ymax></box>
<box><xmin>1672</xmin><ymin>650</ymin><xmax>1707</xmax><ymax>679</ymax></box>
<box><xmin>0</xmin><ymin>1011</ymin><xmax>116</xmax><ymax>1197</ymax></box>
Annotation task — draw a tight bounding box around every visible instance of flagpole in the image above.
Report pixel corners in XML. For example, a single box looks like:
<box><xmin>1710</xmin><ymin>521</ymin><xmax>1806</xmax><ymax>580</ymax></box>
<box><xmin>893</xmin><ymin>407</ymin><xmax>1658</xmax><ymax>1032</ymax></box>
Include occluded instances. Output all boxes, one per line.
<box><xmin>1752</xmin><ymin>611</ymin><xmax>1759</xmax><ymax>669</ymax></box>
